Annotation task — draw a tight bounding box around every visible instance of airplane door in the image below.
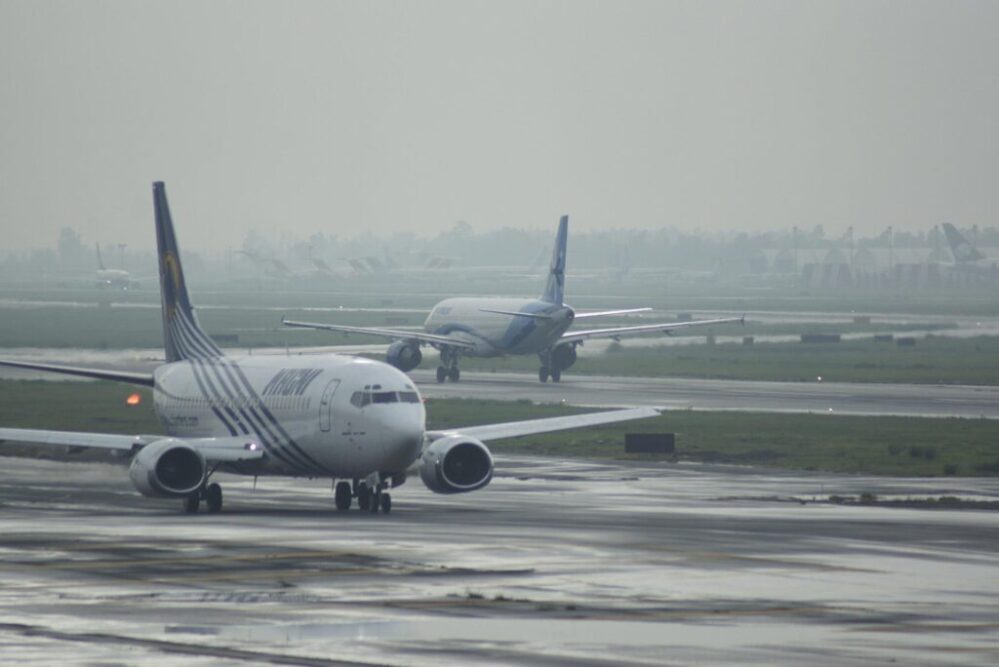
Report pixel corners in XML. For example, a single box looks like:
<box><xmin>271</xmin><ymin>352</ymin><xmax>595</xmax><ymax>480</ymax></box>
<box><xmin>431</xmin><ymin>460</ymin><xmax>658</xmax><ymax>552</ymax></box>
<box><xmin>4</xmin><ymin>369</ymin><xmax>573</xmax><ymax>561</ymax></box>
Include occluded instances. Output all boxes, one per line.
<box><xmin>319</xmin><ymin>379</ymin><xmax>340</xmax><ymax>432</ymax></box>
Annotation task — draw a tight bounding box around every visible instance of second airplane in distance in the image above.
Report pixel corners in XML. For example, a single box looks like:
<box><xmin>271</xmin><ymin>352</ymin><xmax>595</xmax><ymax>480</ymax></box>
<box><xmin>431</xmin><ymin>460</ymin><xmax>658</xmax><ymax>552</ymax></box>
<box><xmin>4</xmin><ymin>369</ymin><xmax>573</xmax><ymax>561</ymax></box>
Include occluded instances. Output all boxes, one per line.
<box><xmin>285</xmin><ymin>215</ymin><xmax>742</xmax><ymax>383</ymax></box>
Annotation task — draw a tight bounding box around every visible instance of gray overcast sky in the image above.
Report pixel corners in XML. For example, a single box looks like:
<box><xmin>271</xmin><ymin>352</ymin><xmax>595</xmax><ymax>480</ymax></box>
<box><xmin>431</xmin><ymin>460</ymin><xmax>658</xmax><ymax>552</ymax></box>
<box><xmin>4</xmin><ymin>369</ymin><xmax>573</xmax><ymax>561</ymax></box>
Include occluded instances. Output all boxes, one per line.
<box><xmin>2</xmin><ymin>0</ymin><xmax>998</xmax><ymax>251</ymax></box>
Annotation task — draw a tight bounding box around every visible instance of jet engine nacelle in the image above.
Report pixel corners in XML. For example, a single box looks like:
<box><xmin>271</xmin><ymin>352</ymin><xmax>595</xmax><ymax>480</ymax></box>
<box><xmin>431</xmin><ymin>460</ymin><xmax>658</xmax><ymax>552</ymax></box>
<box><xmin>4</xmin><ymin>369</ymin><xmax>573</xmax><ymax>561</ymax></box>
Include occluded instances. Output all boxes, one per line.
<box><xmin>386</xmin><ymin>340</ymin><xmax>423</xmax><ymax>372</ymax></box>
<box><xmin>419</xmin><ymin>435</ymin><xmax>493</xmax><ymax>494</ymax></box>
<box><xmin>552</xmin><ymin>343</ymin><xmax>577</xmax><ymax>371</ymax></box>
<box><xmin>128</xmin><ymin>438</ymin><xmax>207</xmax><ymax>498</ymax></box>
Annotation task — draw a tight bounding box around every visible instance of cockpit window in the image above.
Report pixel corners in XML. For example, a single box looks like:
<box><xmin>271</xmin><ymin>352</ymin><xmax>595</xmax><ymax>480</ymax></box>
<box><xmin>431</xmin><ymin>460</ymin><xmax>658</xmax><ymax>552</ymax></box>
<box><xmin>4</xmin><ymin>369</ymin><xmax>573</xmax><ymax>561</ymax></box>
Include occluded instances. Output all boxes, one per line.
<box><xmin>352</xmin><ymin>390</ymin><xmax>419</xmax><ymax>406</ymax></box>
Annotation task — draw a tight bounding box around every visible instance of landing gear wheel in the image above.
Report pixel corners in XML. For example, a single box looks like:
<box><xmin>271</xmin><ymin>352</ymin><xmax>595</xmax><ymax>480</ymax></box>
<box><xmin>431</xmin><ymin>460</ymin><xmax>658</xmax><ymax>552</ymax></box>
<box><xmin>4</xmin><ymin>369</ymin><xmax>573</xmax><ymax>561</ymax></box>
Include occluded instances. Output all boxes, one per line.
<box><xmin>380</xmin><ymin>493</ymin><xmax>392</xmax><ymax>514</ymax></box>
<box><xmin>357</xmin><ymin>483</ymin><xmax>372</xmax><ymax>511</ymax></box>
<box><xmin>551</xmin><ymin>369</ymin><xmax>561</xmax><ymax>383</ymax></box>
<box><xmin>436</xmin><ymin>366</ymin><xmax>447</xmax><ymax>383</ymax></box>
<box><xmin>448</xmin><ymin>366</ymin><xmax>460</xmax><ymax>382</ymax></box>
<box><xmin>370</xmin><ymin>490</ymin><xmax>381</xmax><ymax>513</ymax></box>
<box><xmin>205</xmin><ymin>483</ymin><xmax>223</xmax><ymax>513</ymax></box>
<box><xmin>334</xmin><ymin>481</ymin><xmax>352</xmax><ymax>511</ymax></box>
<box><xmin>184</xmin><ymin>492</ymin><xmax>200</xmax><ymax>514</ymax></box>
<box><xmin>539</xmin><ymin>367</ymin><xmax>550</xmax><ymax>383</ymax></box>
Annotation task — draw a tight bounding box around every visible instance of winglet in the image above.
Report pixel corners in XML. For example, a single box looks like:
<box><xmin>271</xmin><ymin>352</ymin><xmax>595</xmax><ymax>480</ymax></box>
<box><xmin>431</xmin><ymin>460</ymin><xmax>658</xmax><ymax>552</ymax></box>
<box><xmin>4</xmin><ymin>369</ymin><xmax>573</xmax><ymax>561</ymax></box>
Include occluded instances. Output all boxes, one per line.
<box><xmin>541</xmin><ymin>214</ymin><xmax>568</xmax><ymax>306</ymax></box>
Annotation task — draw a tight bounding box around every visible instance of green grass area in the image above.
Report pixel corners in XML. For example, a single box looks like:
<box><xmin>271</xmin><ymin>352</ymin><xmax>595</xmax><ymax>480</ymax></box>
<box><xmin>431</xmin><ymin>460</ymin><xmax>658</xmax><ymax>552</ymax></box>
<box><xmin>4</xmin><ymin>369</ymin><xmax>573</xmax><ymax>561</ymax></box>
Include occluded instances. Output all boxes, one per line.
<box><xmin>2</xmin><ymin>380</ymin><xmax>993</xmax><ymax>477</ymax></box>
<box><xmin>424</xmin><ymin>398</ymin><xmax>999</xmax><ymax>477</ymax></box>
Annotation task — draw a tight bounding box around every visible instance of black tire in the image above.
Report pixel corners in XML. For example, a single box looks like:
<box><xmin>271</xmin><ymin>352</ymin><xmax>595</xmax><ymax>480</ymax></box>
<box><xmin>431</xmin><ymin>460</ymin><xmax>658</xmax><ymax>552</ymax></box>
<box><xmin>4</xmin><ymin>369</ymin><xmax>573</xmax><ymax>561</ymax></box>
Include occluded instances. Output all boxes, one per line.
<box><xmin>448</xmin><ymin>366</ymin><xmax>460</xmax><ymax>382</ymax></box>
<box><xmin>380</xmin><ymin>493</ymin><xmax>392</xmax><ymax>514</ymax></box>
<box><xmin>436</xmin><ymin>366</ymin><xmax>447</xmax><ymax>383</ymax></box>
<box><xmin>357</xmin><ymin>484</ymin><xmax>371</xmax><ymax>511</ymax></box>
<box><xmin>370</xmin><ymin>492</ymin><xmax>381</xmax><ymax>513</ymax></box>
<box><xmin>184</xmin><ymin>493</ymin><xmax>200</xmax><ymax>514</ymax></box>
<box><xmin>334</xmin><ymin>481</ymin><xmax>352</xmax><ymax>511</ymax></box>
<box><xmin>551</xmin><ymin>369</ymin><xmax>561</xmax><ymax>383</ymax></box>
<box><xmin>538</xmin><ymin>367</ymin><xmax>549</xmax><ymax>383</ymax></box>
<box><xmin>205</xmin><ymin>483</ymin><xmax>223</xmax><ymax>513</ymax></box>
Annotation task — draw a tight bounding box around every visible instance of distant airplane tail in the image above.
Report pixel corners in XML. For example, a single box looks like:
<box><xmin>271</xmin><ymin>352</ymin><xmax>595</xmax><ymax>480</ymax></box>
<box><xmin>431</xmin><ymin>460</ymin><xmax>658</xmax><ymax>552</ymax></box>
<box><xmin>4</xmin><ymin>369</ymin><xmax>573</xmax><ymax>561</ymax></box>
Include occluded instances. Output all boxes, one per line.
<box><xmin>153</xmin><ymin>182</ymin><xmax>222</xmax><ymax>362</ymax></box>
<box><xmin>942</xmin><ymin>223</ymin><xmax>986</xmax><ymax>263</ymax></box>
<box><xmin>540</xmin><ymin>215</ymin><xmax>568</xmax><ymax>306</ymax></box>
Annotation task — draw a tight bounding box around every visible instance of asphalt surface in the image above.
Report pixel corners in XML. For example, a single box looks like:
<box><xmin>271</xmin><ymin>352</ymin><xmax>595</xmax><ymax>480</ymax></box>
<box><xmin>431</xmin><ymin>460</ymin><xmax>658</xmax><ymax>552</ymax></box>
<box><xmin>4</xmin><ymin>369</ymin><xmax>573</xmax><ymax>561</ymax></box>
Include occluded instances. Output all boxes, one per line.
<box><xmin>1</xmin><ymin>455</ymin><xmax>998</xmax><ymax>665</ymax></box>
<box><xmin>415</xmin><ymin>369</ymin><xmax>999</xmax><ymax>419</ymax></box>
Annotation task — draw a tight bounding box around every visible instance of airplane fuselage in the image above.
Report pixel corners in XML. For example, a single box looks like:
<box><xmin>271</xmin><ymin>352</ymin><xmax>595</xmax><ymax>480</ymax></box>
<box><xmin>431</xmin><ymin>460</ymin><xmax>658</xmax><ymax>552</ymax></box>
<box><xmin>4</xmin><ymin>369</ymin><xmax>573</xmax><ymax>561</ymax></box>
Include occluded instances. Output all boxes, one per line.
<box><xmin>423</xmin><ymin>297</ymin><xmax>575</xmax><ymax>357</ymax></box>
<box><xmin>152</xmin><ymin>355</ymin><xmax>425</xmax><ymax>479</ymax></box>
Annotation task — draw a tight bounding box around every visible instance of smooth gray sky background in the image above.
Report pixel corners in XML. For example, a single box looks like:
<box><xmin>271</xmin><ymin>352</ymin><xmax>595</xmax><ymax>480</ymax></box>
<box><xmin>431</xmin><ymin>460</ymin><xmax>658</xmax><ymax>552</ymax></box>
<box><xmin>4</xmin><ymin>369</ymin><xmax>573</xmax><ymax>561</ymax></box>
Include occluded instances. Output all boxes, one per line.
<box><xmin>2</xmin><ymin>1</ymin><xmax>998</xmax><ymax>251</ymax></box>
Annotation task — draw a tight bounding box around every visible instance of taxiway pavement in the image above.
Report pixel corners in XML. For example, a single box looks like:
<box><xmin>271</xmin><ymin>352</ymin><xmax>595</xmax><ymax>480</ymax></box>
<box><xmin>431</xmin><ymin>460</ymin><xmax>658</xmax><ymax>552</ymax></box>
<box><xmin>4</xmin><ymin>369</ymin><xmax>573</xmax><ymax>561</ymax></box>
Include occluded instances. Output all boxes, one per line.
<box><xmin>1</xmin><ymin>455</ymin><xmax>997</xmax><ymax>665</ymax></box>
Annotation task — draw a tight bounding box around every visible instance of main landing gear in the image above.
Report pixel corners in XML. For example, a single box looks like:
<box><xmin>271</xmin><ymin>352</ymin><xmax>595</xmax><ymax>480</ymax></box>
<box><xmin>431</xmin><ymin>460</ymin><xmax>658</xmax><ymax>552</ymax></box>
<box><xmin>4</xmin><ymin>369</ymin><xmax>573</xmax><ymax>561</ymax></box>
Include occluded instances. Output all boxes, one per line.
<box><xmin>538</xmin><ymin>343</ymin><xmax>578</xmax><ymax>383</ymax></box>
<box><xmin>183</xmin><ymin>481</ymin><xmax>223</xmax><ymax>514</ymax></box>
<box><xmin>436</xmin><ymin>347</ymin><xmax>461</xmax><ymax>383</ymax></box>
<box><xmin>334</xmin><ymin>476</ymin><xmax>392</xmax><ymax>514</ymax></box>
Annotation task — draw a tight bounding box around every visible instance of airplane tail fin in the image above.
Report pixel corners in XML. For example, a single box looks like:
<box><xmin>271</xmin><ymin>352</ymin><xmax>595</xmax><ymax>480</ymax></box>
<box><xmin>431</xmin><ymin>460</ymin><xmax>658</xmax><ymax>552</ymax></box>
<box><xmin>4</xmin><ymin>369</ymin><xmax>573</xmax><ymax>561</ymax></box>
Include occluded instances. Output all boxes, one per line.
<box><xmin>153</xmin><ymin>182</ymin><xmax>221</xmax><ymax>362</ymax></box>
<box><xmin>95</xmin><ymin>243</ymin><xmax>107</xmax><ymax>271</ymax></box>
<box><xmin>540</xmin><ymin>215</ymin><xmax>568</xmax><ymax>306</ymax></box>
<box><xmin>942</xmin><ymin>223</ymin><xmax>986</xmax><ymax>263</ymax></box>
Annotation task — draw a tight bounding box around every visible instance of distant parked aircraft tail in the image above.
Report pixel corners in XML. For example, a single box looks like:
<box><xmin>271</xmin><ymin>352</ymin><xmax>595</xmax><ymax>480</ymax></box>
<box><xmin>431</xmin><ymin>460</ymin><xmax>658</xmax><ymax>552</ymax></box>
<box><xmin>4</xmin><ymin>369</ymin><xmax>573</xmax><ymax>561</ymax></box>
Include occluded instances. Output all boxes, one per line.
<box><xmin>942</xmin><ymin>223</ymin><xmax>986</xmax><ymax>263</ymax></box>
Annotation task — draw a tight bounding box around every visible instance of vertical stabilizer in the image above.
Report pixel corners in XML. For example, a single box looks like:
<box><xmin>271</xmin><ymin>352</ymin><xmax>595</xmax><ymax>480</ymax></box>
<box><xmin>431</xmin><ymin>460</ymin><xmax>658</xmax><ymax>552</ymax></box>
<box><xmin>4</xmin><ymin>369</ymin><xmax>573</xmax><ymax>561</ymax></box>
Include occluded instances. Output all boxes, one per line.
<box><xmin>153</xmin><ymin>182</ymin><xmax>222</xmax><ymax>362</ymax></box>
<box><xmin>942</xmin><ymin>223</ymin><xmax>986</xmax><ymax>263</ymax></box>
<box><xmin>541</xmin><ymin>215</ymin><xmax>568</xmax><ymax>306</ymax></box>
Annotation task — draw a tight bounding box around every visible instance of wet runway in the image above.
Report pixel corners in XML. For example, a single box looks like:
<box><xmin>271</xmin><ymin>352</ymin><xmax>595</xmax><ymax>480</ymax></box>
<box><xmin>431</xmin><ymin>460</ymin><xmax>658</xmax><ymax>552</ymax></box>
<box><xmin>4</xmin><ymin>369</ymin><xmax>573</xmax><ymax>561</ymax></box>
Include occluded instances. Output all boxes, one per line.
<box><xmin>1</xmin><ymin>455</ymin><xmax>998</xmax><ymax>665</ymax></box>
<box><xmin>416</xmin><ymin>370</ymin><xmax>999</xmax><ymax>419</ymax></box>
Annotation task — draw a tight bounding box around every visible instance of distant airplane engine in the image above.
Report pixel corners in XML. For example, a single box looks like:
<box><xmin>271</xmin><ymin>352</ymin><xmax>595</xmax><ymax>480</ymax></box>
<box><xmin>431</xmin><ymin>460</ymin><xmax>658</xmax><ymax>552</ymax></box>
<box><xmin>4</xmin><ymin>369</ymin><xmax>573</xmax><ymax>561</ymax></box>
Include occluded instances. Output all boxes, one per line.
<box><xmin>419</xmin><ymin>435</ymin><xmax>493</xmax><ymax>494</ymax></box>
<box><xmin>128</xmin><ymin>439</ymin><xmax>207</xmax><ymax>498</ymax></box>
<box><xmin>386</xmin><ymin>340</ymin><xmax>422</xmax><ymax>372</ymax></box>
<box><xmin>552</xmin><ymin>343</ymin><xmax>577</xmax><ymax>371</ymax></box>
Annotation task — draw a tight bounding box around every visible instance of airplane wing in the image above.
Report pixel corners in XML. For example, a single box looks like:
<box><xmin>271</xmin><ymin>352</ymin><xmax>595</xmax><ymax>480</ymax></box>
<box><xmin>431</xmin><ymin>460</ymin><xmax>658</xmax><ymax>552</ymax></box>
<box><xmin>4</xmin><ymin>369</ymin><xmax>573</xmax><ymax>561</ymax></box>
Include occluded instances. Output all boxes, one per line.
<box><xmin>572</xmin><ymin>307</ymin><xmax>652</xmax><ymax>319</ymax></box>
<box><xmin>0</xmin><ymin>359</ymin><xmax>154</xmax><ymax>386</ymax></box>
<box><xmin>282</xmin><ymin>318</ymin><xmax>478</xmax><ymax>350</ymax></box>
<box><xmin>558</xmin><ymin>316</ymin><xmax>744</xmax><ymax>345</ymax></box>
<box><xmin>428</xmin><ymin>406</ymin><xmax>660</xmax><ymax>442</ymax></box>
<box><xmin>0</xmin><ymin>428</ymin><xmax>266</xmax><ymax>463</ymax></box>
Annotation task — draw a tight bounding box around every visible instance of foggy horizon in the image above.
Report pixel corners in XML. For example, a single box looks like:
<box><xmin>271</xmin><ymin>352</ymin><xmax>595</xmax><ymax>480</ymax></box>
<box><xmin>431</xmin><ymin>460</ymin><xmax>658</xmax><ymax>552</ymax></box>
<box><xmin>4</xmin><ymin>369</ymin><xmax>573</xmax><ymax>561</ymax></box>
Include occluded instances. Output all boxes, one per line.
<box><xmin>3</xmin><ymin>1</ymin><xmax>998</xmax><ymax>253</ymax></box>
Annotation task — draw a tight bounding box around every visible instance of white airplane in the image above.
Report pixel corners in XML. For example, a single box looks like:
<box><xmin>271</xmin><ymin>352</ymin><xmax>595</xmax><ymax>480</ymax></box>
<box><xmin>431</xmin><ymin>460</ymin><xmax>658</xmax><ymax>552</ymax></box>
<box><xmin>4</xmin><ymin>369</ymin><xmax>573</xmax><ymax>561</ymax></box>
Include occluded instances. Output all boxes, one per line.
<box><xmin>0</xmin><ymin>183</ymin><xmax>657</xmax><ymax>514</ymax></box>
<box><xmin>95</xmin><ymin>242</ymin><xmax>133</xmax><ymax>289</ymax></box>
<box><xmin>285</xmin><ymin>216</ymin><xmax>743</xmax><ymax>383</ymax></box>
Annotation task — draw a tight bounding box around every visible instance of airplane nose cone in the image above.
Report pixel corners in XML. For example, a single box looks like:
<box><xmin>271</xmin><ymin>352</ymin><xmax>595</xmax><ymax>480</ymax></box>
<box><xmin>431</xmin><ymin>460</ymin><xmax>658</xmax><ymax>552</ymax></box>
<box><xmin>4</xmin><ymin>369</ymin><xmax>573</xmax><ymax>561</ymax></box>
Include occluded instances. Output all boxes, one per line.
<box><xmin>375</xmin><ymin>408</ymin><xmax>425</xmax><ymax>470</ymax></box>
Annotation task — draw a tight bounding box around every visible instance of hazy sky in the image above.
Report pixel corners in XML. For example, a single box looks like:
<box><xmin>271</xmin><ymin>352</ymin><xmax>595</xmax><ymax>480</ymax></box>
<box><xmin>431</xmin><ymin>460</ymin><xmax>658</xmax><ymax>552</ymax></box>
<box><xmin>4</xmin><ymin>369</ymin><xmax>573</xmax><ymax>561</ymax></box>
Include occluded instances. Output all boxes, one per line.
<box><xmin>2</xmin><ymin>1</ymin><xmax>998</xmax><ymax>251</ymax></box>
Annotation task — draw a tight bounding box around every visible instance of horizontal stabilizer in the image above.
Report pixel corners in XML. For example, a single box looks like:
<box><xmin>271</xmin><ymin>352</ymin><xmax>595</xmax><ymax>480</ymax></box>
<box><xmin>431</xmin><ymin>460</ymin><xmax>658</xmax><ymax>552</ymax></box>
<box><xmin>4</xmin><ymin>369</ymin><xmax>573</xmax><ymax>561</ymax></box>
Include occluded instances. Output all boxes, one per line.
<box><xmin>0</xmin><ymin>359</ymin><xmax>154</xmax><ymax>387</ymax></box>
<box><xmin>478</xmin><ymin>308</ymin><xmax>552</xmax><ymax>320</ymax></box>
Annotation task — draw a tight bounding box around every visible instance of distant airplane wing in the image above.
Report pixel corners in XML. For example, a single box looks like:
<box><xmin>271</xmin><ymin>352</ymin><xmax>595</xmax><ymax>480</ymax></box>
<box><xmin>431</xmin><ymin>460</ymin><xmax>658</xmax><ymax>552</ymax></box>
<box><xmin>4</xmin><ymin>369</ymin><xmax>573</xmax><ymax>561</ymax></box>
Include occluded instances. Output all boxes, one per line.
<box><xmin>282</xmin><ymin>318</ymin><xmax>478</xmax><ymax>350</ymax></box>
<box><xmin>572</xmin><ymin>307</ymin><xmax>652</xmax><ymax>319</ymax></box>
<box><xmin>0</xmin><ymin>428</ymin><xmax>266</xmax><ymax>463</ymax></box>
<box><xmin>428</xmin><ymin>406</ymin><xmax>660</xmax><ymax>442</ymax></box>
<box><xmin>0</xmin><ymin>359</ymin><xmax>154</xmax><ymax>386</ymax></box>
<box><xmin>558</xmin><ymin>316</ymin><xmax>744</xmax><ymax>345</ymax></box>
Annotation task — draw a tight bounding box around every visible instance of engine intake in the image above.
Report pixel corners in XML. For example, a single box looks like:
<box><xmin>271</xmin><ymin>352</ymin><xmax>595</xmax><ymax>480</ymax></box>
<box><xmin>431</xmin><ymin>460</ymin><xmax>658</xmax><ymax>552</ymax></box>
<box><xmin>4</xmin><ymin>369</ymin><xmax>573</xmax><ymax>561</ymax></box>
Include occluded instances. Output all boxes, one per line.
<box><xmin>128</xmin><ymin>439</ymin><xmax>206</xmax><ymax>498</ymax></box>
<box><xmin>552</xmin><ymin>343</ymin><xmax>577</xmax><ymax>371</ymax></box>
<box><xmin>386</xmin><ymin>340</ymin><xmax>423</xmax><ymax>372</ymax></box>
<box><xmin>419</xmin><ymin>435</ymin><xmax>493</xmax><ymax>494</ymax></box>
